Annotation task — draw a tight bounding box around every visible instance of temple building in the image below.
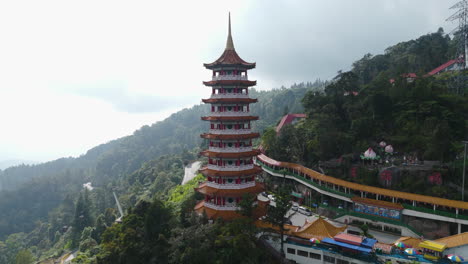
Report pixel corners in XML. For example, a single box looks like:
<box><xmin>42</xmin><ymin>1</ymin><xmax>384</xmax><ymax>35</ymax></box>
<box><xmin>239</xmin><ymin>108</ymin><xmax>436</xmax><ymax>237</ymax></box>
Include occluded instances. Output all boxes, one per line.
<box><xmin>194</xmin><ymin>14</ymin><xmax>265</xmax><ymax>220</ymax></box>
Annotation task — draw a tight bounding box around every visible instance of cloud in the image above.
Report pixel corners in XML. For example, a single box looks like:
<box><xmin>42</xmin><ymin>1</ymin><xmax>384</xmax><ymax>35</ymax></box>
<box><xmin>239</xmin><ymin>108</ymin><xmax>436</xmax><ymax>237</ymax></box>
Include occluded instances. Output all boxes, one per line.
<box><xmin>53</xmin><ymin>80</ymin><xmax>198</xmax><ymax>114</ymax></box>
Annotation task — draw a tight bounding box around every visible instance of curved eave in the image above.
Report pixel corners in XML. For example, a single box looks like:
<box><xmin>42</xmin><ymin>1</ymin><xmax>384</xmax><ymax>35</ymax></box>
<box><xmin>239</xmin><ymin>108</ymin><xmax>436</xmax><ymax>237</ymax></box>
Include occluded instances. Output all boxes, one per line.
<box><xmin>203</xmin><ymin>49</ymin><xmax>256</xmax><ymax>70</ymax></box>
<box><xmin>200</xmin><ymin>149</ymin><xmax>261</xmax><ymax>158</ymax></box>
<box><xmin>201</xmin><ymin>133</ymin><xmax>260</xmax><ymax>140</ymax></box>
<box><xmin>202</xmin><ymin>98</ymin><xmax>258</xmax><ymax>104</ymax></box>
<box><xmin>199</xmin><ymin>165</ymin><xmax>263</xmax><ymax>177</ymax></box>
<box><xmin>196</xmin><ymin>182</ymin><xmax>264</xmax><ymax>197</ymax></box>
<box><xmin>194</xmin><ymin>201</ymin><xmax>242</xmax><ymax>220</ymax></box>
<box><xmin>203</xmin><ymin>80</ymin><xmax>257</xmax><ymax>87</ymax></box>
<box><xmin>201</xmin><ymin>116</ymin><xmax>259</xmax><ymax>121</ymax></box>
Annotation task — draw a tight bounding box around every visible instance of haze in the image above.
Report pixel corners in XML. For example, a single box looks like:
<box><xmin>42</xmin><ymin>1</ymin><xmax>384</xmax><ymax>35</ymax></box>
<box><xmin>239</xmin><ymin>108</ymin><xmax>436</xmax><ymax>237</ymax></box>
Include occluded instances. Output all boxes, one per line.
<box><xmin>0</xmin><ymin>0</ymin><xmax>455</xmax><ymax>163</ymax></box>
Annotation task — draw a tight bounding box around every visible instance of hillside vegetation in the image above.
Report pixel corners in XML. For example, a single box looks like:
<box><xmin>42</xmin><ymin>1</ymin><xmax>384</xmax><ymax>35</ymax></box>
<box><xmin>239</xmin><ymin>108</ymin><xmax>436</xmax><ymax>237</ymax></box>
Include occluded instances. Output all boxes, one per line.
<box><xmin>262</xmin><ymin>29</ymin><xmax>468</xmax><ymax>199</ymax></box>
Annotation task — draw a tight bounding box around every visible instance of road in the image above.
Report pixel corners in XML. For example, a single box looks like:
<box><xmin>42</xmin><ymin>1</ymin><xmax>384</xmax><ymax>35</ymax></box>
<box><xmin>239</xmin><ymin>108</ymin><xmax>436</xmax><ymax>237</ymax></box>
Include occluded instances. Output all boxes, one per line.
<box><xmin>181</xmin><ymin>161</ymin><xmax>202</xmax><ymax>185</ymax></box>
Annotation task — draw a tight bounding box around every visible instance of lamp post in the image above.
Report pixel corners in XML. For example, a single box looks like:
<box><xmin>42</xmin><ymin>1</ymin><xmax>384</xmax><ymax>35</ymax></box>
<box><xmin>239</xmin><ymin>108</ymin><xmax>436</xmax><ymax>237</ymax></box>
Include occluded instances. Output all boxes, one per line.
<box><xmin>463</xmin><ymin>141</ymin><xmax>468</xmax><ymax>201</ymax></box>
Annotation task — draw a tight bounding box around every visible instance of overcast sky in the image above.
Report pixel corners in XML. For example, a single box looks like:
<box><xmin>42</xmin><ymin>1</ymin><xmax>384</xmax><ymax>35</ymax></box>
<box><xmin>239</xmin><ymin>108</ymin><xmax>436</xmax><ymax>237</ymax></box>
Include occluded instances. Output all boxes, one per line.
<box><xmin>0</xmin><ymin>0</ymin><xmax>458</xmax><ymax>162</ymax></box>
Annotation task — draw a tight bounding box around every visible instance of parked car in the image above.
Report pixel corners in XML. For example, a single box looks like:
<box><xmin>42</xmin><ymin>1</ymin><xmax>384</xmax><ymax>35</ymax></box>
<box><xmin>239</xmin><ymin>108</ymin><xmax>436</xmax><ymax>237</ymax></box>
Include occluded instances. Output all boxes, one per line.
<box><xmin>291</xmin><ymin>205</ymin><xmax>299</xmax><ymax>211</ymax></box>
<box><xmin>261</xmin><ymin>191</ymin><xmax>268</xmax><ymax>198</ymax></box>
<box><xmin>298</xmin><ymin>206</ymin><xmax>312</xmax><ymax>216</ymax></box>
<box><xmin>267</xmin><ymin>194</ymin><xmax>276</xmax><ymax>201</ymax></box>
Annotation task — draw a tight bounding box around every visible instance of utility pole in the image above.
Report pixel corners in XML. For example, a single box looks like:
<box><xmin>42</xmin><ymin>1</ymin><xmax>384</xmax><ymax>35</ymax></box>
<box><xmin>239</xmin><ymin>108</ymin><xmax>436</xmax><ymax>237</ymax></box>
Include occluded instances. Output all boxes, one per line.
<box><xmin>463</xmin><ymin>141</ymin><xmax>468</xmax><ymax>201</ymax></box>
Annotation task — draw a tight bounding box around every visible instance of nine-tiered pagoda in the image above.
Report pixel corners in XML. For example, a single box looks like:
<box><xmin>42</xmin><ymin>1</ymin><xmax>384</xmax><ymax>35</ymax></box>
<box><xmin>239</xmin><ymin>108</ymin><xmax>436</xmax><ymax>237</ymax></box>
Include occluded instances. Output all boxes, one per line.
<box><xmin>194</xmin><ymin>14</ymin><xmax>266</xmax><ymax>220</ymax></box>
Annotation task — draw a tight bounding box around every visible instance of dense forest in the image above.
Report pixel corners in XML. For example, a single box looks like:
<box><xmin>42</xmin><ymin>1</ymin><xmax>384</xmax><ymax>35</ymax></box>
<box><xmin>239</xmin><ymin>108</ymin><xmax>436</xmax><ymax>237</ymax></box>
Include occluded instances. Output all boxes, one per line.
<box><xmin>262</xmin><ymin>28</ymin><xmax>468</xmax><ymax>200</ymax></box>
<box><xmin>0</xmin><ymin>80</ymin><xmax>323</xmax><ymax>263</ymax></box>
<box><xmin>1</xmin><ymin>27</ymin><xmax>467</xmax><ymax>263</ymax></box>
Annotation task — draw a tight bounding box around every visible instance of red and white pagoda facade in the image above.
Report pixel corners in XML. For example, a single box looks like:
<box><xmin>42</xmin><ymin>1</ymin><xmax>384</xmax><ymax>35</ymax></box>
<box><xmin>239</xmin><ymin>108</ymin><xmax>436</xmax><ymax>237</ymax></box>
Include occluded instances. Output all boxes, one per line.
<box><xmin>195</xmin><ymin>14</ymin><xmax>266</xmax><ymax>220</ymax></box>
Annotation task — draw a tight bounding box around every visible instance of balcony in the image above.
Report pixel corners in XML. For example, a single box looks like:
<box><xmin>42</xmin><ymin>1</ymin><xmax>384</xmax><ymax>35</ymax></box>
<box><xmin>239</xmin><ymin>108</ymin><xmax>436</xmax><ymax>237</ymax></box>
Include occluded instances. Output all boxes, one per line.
<box><xmin>212</xmin><ymin>75</ymin><xmax>248</xmax><ymax>81</ymax></box>
<box><xmin>210</xmin><ymin>111</ymin><xmax>250</xmax><ymax>117</ymax></box>
<box><xmin>209</xmin><ymin>129</ymin><xmax>251</xmax><ymax>135</ymax></box>
<box><xmin>206</xmin><ymin>181</ymin><xmax>256</xmax><ymax>189</ymax></box>
<box><xmin>208</xmin><ymin>146</ymin><xmax>253</xmax><ymax>153</ymax></box>
<box><xmin>204</xmin><ymin>202</ymin><xmax>239</xmax><ymax>211</ymax></box>
<box><xmin>207</xmin><ymin>164</ymin><xmax>254</xmax><ymax>171</ymax></box>
<box><xmin>210</xmin><ymin>93</ymin><xmax>250</xmax><ymax>99</ymax></box>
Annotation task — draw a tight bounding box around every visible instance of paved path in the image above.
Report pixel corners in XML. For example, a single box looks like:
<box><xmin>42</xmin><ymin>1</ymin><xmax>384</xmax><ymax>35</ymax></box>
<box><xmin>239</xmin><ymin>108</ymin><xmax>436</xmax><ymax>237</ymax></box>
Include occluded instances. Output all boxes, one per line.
<box><xmin>182</xmin><ymin>161</ymin><xmax>202</xmax><ymax>185</ymax></box>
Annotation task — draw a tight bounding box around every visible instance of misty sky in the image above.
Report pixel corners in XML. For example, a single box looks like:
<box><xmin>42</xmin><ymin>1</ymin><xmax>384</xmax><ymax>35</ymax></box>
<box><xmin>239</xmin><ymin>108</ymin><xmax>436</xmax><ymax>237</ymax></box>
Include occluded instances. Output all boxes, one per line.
<box><xmin>0</xmin><ymin>0</ymin><xmax>458</xmax><ymax>162</ymax></box>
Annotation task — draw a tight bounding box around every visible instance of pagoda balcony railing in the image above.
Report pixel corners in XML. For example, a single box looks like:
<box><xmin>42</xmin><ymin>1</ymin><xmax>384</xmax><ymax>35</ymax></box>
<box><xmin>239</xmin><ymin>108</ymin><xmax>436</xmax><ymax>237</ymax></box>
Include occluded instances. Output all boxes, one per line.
<box><xmin>204</xmin><ymin>202</ymin><xmax>239</xmax><ymax>211</ymax></box>
<box><xmin>212</xmin><ymin>75</ymin><xmax>248</xmax><ymax>81</ymax></box>
<box><xmin>210</xmin><ymin>111</ymin><xmax>250</xmax><ymax>117</ymax></box>
<box><xmin>208</xmin><ymin>146</ymin><xmax>252</xmax><ymax>153</ymax></box>
<box><xmin>210</xmin><ymin>93</ymin><xmax>249</xmax><ymax>99</ymax></box>
<box><xmin>207</xmin><ymin>164</ymin><xmax>254</xmax><ymax>171</ymax></box>
<box><xmin>206</xmin><ymin>181</ymin><xmax>256</xmax><ymax>189</ymax></box>
<box><xmin>209</xmin><ymin>129</ymin><xmax>251</xmax><ymax>135</ymax></box>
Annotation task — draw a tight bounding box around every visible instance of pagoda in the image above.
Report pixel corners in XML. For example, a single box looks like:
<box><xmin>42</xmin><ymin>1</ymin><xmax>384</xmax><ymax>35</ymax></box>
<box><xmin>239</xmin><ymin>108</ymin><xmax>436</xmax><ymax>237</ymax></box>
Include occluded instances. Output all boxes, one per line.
<box><xmin>195</xmin><ymin>14</ymin><xmax>266</xmax><ymax>220</ymax></box>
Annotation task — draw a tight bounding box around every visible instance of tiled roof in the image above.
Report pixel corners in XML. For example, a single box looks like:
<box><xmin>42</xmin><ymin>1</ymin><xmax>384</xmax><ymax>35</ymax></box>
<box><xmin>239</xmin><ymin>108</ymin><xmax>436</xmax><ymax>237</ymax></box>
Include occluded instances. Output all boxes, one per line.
<box><xmin>333</xmin><ymin>233</ymin><xmax>363</xmax><ymax>246</ymax></box>
<box><xmin>195</xmin><ymin>182</ymin><xmax>264</xmax><ymax>196</ymax></box>
<box><xmin>352</xmin><ymin>197</ymin><xmax>404</xmax><ymax>210</ymax></box>
<box><xmin>203</xmin><ymin>80</ymin><xmax>257</xmax><ymax>86</ymax></box>
<box><xmin>203</xmin><ymin>13</ymin><xmax>256</xmax><ymax>70</ymax></box>
<box><xmin>204</xmin><ymin>49</ymin><xmax>256</xmax><ymax>69</ymax></box>
<box><xmin>202</xmin><ymin>98</ymin><xmax>258</xmax><ymax>104</ymax></box>
<box><xmin>276</xmin><ymin>114</ymin><xmax>307</xmax><ymax>133</ymax></box>
<box><xmin>195</xmin><ymin>200</ymin><xmax>267</xmax><ymax>220</ymax></box>
<box><xmin>435</xmin><ymin>232</ymin><xmax>468</xmax><ymax>248</ymax></box>
<box><xmin>201</xmin><ymin>115</ymin><xmax>259</xmax><ymax>121</ymax></box>
<box><xmin>294</xmin><ymin>217</ymin><xmax>346</xmax><ymax>239</ymax></box>
<box><xmin>201</xmin><ymin>133</ymin><xmax>259</xmax><ymax>140</ymax></box>
<box><xmin>200</xmin><ymin>149</ymin><xmax>261</xmax><ymax>159</ymax></box>
<box><xmin>394</xmin><ymin>236</ymin><xmax>423</xmax><ymax>249</ymax></box>
<box><xmin>427</xmin><ymin>59</ymin><xmax>460</xmax><ymax>76</ymax></box>
<box><xmin>199</xmin><ymin>165</ymin><xmax>263</xmax><ymax>177</ymax></box>
<box><xmin>258</xmin><ymin>154</ymin><xmax>468</xmax><ymax>210</ymax></box>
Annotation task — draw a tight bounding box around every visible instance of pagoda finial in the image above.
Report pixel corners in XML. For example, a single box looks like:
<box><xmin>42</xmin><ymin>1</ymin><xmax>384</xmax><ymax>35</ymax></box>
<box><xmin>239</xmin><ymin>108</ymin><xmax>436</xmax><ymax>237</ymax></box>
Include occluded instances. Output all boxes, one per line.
<box><xmin>226</xmin><ymin>12</ymin><xmax>235</xmax><ymax>50</ymax></box>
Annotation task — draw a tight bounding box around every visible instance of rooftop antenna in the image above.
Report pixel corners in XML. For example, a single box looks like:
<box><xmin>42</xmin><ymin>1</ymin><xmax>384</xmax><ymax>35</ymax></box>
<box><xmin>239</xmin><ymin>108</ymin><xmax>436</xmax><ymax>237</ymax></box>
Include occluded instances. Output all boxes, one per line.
<box><xmin>113</xmin><ymin>192</ymin><xmax>124</xmax><ymax>223</ymax></box>
<box><xmin>446</xmin><ymin>0</ymin><xmax>468</xmax><ymax>94</ymax></box>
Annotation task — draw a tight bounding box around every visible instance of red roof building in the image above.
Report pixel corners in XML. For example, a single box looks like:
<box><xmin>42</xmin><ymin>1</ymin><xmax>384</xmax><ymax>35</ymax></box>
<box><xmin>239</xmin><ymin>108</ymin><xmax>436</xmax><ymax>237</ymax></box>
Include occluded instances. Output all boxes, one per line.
<box><xmin>276</xmin><ymin>113</ymin><xmax>307</xmax><ymax>134</ymax></box>
<box><xmin>426</xmin><ymin>58</ymin><xmax>464</xmax><ymax>76</ymax></box>
<box><xmin>195</xmin><ymin>14</ymin><xmax>265</xmax><ymax>220</ymax></box>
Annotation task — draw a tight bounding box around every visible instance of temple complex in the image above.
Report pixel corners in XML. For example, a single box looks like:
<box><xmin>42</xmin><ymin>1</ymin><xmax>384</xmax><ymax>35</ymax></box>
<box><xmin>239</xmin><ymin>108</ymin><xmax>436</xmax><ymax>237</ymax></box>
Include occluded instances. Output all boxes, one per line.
<box><xmin>194</xmin><ymin>14</ymin><xmax>265</xmax><ymax>220</ymax></box>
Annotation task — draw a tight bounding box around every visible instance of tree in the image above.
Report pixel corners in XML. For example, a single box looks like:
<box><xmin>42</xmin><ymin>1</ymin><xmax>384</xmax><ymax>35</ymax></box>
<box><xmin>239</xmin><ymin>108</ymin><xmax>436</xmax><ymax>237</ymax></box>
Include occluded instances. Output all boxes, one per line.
<box><xmin>237</xmin><ymin>193</ymin><xmax>257</xmax><ymax>218</ymax></box>
<box><xmin>15</xmin><ymin>249</ymin><xmax>33</xmax><ymax>264</ymax></box>
<box><xmin>266</xmin><ymin>187</ymin><xmax>291</xmax><ymax>256</ymax></box>
<box><xmin>72</xmin><ymin>191</ymin><xmax>94</xmax><ymax>247</ymax></box>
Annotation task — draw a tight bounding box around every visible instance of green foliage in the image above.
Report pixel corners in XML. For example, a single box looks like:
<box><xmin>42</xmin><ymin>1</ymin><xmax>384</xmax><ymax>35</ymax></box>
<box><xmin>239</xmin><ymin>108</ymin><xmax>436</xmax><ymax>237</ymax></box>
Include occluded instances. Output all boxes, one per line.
<box><xmin>15</xmin><ymin>249</ymin><xmax>34</xmax><ymax>264</ymax></box>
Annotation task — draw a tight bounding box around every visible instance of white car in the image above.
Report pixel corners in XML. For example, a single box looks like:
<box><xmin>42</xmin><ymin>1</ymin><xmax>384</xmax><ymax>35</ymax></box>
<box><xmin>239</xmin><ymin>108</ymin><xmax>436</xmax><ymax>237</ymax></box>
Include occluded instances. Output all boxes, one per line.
<box><xmin>298</xmin><ymin>206</ymin><xmax>312</xmax><ymax>216</ymax></box>
<box><xmin>267</xmin><ymin>194</ymin><xmax>276</xmax><ymax>201</ymax></box>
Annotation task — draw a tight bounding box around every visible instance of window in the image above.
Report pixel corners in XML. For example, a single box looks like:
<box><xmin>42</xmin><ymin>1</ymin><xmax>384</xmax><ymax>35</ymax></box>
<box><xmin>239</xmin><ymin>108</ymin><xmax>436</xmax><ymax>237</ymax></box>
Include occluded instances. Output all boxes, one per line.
<box><xmin>297</xmin><ymin>250</ymin><xmax>308</xmax><ymax>257</ymax></box>
<box><xmin>309</xmin><ymin>252</ymin><xmax>321</xmax><ymax>259</ymax></box>
<box><xmin>337</xmin><ymin>259</ymin><xmax>349</xmax><ymax>264</ymax></box>
<box><xmin>287</xmin><ymin>248</ymin><xmax>295</xmax><ymax>255</ymax></box>
<box><xmin>324</xmin><ymin>255</ymin><xmax>335</xmax><ymax>263</ymax></box>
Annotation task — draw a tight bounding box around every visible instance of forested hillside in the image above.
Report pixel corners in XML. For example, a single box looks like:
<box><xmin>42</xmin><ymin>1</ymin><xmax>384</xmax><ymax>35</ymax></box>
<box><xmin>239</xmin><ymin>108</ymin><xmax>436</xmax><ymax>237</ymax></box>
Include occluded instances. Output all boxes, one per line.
<box><xmin>262</xmin><ymin>29</ymin><xmax>468</xmax><ymax>200</ymax></box>
<box><xmin>0</xmin><ymin>80</ymin><xmax>324</xmax><ymax>263</ymax></box>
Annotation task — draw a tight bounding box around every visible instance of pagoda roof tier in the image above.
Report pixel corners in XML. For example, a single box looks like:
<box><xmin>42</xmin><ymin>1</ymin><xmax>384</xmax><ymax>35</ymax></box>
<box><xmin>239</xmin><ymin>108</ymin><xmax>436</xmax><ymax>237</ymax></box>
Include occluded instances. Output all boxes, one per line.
<box><xmin>194</xmin><ymin>200</ymin><xmax>267</xmax><ymax>220</ymax></box>
<box><xmin>194</xmin><ymin>201</ymin><xmax>242</xmax><ymax>221</ymax></box>
<box><xmin>203</xmin><ymin>14</ymin><xmax>255</xmax><ymax>70</ymax></box>
<box><xmin>201</xmin><ymin>116</ymin><xmax>258</xmax><ymax>121</ymax></box>
<box><xmin>201</xmin><ymin>133</ymin><xmax>259</xmax><ymax>140</ymax></box>
<box><xmin>203</xmin><ymin>50</ymin><xmax>256</xmax><ymax>70</ymax></box>
<box><xmin>200</xmin><ymin>165</ymin><xmax>263</xmax><ymax>177</ymax></box>
<box><xmin>195</xmin><ymin>182</ymin><xmax>264</xmax><ymax>197</ymax></box>
<box><xmin>202</xmin><ymin>98</ymin><xmax>258</xmax><ymax>104</ymax></box>
<box><xmin>203</xmin><ymin>80</ymin><xmax>257</xmax><ymax>87</ymax></box>
<box><xmin>200</xmin><ymin>149</ymin><xmax>261</xmax><ymax>158</ymax></box>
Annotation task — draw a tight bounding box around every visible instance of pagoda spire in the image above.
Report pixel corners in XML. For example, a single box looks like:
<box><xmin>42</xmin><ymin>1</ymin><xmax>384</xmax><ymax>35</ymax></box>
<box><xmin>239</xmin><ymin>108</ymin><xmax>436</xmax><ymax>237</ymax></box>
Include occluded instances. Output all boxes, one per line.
<box><xmin>226</xmin><ymin>12</ymin><xmax>235</xmax><ymax>50</ymax></box>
